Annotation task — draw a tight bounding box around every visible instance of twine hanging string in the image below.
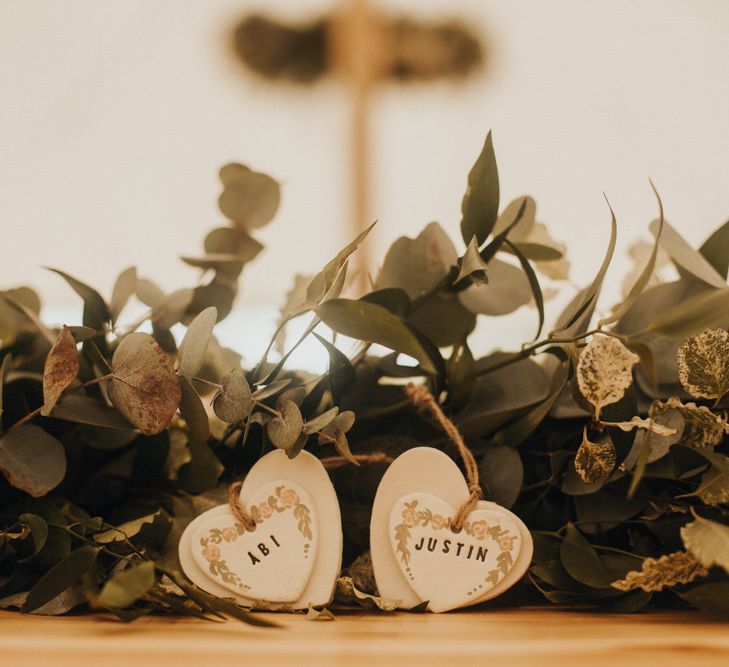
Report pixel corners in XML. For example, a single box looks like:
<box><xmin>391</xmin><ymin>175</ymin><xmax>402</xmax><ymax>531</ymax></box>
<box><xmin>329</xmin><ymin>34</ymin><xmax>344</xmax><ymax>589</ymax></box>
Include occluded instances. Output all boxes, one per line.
<box><xmin>228</xmin><ymin>452</ymin><xmax>394</xmax><ymax>531</ymax></box>
<box><xmin>405</xmin><ymin>382</ymin><xmax>483</xmax><ymax>533</ymax></box>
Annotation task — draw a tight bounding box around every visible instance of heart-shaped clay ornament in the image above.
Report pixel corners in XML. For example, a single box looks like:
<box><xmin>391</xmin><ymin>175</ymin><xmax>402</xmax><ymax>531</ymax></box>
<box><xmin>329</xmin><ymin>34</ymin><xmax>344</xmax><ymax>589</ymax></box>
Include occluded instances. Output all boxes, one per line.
<box><xmin>190</xmin><ymin>480</ymin><xmax>316</xmax><ymax>602</ymax></box>
<box><xmin>179</xmin><ymin>449</ymin><xmax>342</xmax><ymax>609</ymax></box>
<box><xmin>389</xmin><ymin>492</ymin><xmax>522</xmax><ymax>613</ymax></box>
<box><xmin>371</xmin><ymin>446</ymin><xmax>532</xmax><ymax>613</ymax></box>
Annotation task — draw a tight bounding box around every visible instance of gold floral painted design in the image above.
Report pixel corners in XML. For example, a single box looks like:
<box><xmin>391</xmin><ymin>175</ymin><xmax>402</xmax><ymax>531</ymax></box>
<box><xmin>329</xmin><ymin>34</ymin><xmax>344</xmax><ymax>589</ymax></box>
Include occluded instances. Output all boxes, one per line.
<box><xmin>393</xmin><ymin>498</ymin><xmax>516</xmax><ymax>590</ymax></box>
<box><xmin>198</xmin><ymin>485</ymin><xmax>313</xmax><ymax>592</ymax></box>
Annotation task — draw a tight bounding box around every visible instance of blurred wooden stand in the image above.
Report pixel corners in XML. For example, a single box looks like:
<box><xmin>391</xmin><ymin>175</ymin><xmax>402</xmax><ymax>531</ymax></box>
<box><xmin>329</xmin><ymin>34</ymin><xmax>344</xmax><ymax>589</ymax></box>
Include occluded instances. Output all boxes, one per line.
<box><xmin>234</xmin><ymin>1</ymin><xmax>483</xmax><ymax>283</ymax></box>
<box><xmin>2</xmin><ymin>608</ymin><xmax>728</xmax><ymax>667</ymax></box>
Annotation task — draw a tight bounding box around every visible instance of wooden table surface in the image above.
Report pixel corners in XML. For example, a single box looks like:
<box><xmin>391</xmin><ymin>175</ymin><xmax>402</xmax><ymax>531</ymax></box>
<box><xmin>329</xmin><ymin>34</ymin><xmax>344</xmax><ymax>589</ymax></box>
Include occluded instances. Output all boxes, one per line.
<box><xmin>1</xmin><ymin>608</ymin><xmax>727</xmax><ymax>667</ymax></box>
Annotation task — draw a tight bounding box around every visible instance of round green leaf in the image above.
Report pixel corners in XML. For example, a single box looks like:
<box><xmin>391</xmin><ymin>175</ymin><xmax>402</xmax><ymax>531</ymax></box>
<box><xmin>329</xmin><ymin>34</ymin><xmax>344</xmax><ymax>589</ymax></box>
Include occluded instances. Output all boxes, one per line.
<box><xmin>213</xmin><ymin>368</ymin><xmax>252</xmax><ymax>423</ymax></box>
<box><xmin>218</xmin><ymin>169</ymin><xmax>280</xmax><ymax>229</ymax></box>
<box><xmin>267</xmin><ymin>400</ymin><xmax>304</xmax><ymax>450</ymax></box>
<box><xmin>109</xmin><ymin>332</ymin><xmax>181</xmax><ymax>436</ymax></box>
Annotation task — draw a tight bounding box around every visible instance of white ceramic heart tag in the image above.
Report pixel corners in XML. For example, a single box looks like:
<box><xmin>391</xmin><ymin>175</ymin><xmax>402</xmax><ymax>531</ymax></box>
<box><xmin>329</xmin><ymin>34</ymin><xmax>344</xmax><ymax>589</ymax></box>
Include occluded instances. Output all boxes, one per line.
<box><xmin>179</xmin><ymin>450</ymin><xmax>342</xmax><ymax>610</ymax></box>
<box><xmin>371</xmin><ymin>446</ymin><xmax>533</xmax><ymax>612</ymax></box>
<box><xmin>190</xmin><ymin>480</ymin><xmax>316</xmax><ymax>602</ymax></box>
<box><xmin>389</xmin><ymin>492</ymin><xmax>522</xmax><ymax>613</ymax></box>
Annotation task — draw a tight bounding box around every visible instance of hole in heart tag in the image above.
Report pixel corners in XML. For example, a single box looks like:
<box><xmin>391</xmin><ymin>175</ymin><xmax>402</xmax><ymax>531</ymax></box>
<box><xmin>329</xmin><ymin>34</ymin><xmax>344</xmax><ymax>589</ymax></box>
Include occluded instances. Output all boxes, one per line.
<box><xmin>190</xmin><ymin>480</ymin><xmax>317</xmax><ymax>602</ymax></box>
<box><xmin>389</xmin><ymin>492</ymin><xmax>522</xmax><ymax>613</ymax></box>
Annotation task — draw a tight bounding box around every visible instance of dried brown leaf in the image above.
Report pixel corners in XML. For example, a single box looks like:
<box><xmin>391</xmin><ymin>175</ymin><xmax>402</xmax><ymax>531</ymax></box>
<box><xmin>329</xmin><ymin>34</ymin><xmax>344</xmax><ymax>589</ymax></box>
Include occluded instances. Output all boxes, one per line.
<box><xmin>41</xmin><ymin>326</ymin><xmax>79</xmax><ymax>417</ymax></box>
<box><xmin>577</xmin><ymin>335</ymin><xmax>639</xmax><ymax>419</ymax></box>
<box><xmin>677</xmin><ymin>329</ymin><xmax>729</xmax><ymax>400</ymax></box>
<box><xmin>108</xmin><ymin>332</ymin><xmax>181</xmax><ymax>435</ymax></box>
<box><xmin>612</xmin><ymin>551</ymin><xmax>708</xmax><ymax>592</ymax></box>
<box><xmin>574</xmin><ymin>429</ymin><xmax>616</xmax><ymax>484</ymax></box>
<box><xmin>660</xmin><ymin>397</ymin><xmax>728</xmax><ymax>448</ymax></box>
<box><xmin>695</xmin><ymin>467</ymin><xmax>729</xmax><ymax>505</ymax></box>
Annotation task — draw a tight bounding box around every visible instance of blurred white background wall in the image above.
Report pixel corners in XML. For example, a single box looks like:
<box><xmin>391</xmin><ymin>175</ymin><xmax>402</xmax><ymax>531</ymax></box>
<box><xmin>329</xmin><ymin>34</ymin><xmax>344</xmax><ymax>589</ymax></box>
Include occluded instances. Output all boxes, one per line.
<box><xmin>1</xmin><ymin>0</ymin><xmax>728</xmax><ymax>351</ymax></box>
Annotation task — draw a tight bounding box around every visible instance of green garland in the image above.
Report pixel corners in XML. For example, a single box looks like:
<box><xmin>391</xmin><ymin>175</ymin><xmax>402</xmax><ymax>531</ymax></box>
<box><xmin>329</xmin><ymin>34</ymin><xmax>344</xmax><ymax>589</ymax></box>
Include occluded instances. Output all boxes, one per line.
<box><xmin>1</xmin><ymin>134</ymin><xmax>728</xmax><ymax>622</ymax></box>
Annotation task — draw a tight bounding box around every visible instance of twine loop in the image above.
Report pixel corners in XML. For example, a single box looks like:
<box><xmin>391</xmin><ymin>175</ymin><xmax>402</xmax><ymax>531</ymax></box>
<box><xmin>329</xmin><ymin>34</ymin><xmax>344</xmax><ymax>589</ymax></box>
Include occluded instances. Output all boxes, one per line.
<box><xmin>405</xmin><ymin>382</ymin><xmax>483</xmax><ymax>532</ymax></box>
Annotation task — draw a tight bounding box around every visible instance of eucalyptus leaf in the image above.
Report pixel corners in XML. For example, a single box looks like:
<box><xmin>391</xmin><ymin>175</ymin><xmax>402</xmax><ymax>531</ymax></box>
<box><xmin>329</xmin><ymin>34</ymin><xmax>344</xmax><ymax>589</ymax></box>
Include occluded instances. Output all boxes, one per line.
<box><xmin>218</xmin><ymin>167</ymin><xmax>280</xmax><ymax>229</ymax></box>
<box><xmin>155</xmin><ymin>289</ymin><xmax>195</xmax><ymax>330</ymax></box>
<box><xmin>18</xmin><ymin>513</ymin><xmax>48</xmax><ymax>563</ymax></box>
<box><xmin>179</xmin><ymin>376</ymin><xmax>210</xmax><ymax>441</ymax></box>
<box><xmin>454</xmin><ymin>237</ymin><xmax>489</xmax><ymax>285</ymax></box>
<box><xmin>700</xmin><ymin>219</ymin><xmax>729</xmax><ymax>280</ymax></box>
<box><xmin>677</xmin><ymin>329</ymin><xmax>729</xmax><ymax>400</ymax></box>
<box><xmin>177</xmin><ymin>437</ymin><xmax>224</xmax><ymax>493</ymax></box>
<box><xmin>645</xmin><ymin>287</ymin><xmax>729</xmax><ymax>337</ymax></box>
<box><xmin>110</xmin><ymin>266</ymin><xmax>137</xmax><ymax>325</ymax></box>
<box><xmin>560</xmin><ymin>523</ymin><xmax>613</xmax><ymax>589</ymax></box>
<box><xmin>460</xmin><ymin>131</ymin><xmax>499</xmax><ymax>246</ymax></box>
<box><xmin>680</xmin><ymin>582</ymin><xmax>729</xmax><ymax>619</ymax></box>
<box><xmin>681</xmin><ymin>516</ymin><xmax>729</xmax><ymax>574</ymax></box>
<box><xmin>93</xmin><ymin>561</ymin><xmax>156</xmax><ymax>609</ymax></box>
<box><xmin>0</xmin><ymin>353</ymin><xmax>10</xmax><ymax>418</ymax></box>
<box><xmin>478</xmin><ymin>446</ymin><xmax>523</xmax><ymax>508</ymax></box>
<box><xmin>136</xmin><ymin>278</ymin><xmax>165</xmax><ymax>308</ymax></box>
<box><xmin>552</xmin><ymin>200</ymin><xmax>617</xmax><ymax>334</ymax></box>
<box><xmin>458</xmin><ymin>259</ymin><xmax>532</xmax><ymax>316</ymax></box>
<box><xmin>376</xmin><ymin>222</ymin><xmax>457</xmax><ymax>299</ymax></box>
<box><xmin>204</xmin><ymin>227</ymin><xmax>264</xmax><ymax>262</ymax></box>
<box><xmin>267</xmin><ymin>400</ymin><xmax>304</xmax><ymax>451</ymax></box>
<box><xmin>213</xmin><ymin>368</ymin><xmax>252</xmax><ymax>423</ymax></box>
<box><xmin>52</xmin><ymin>394</ymin><xmax>133</xmax><ymax>430</ymax></box>
<box><xmin>574</xmin><ymin>429</ymin><xmax>616</xmax><ymax>485</ymax></box>
<box><xmin>504</xmin><ymin>239</ymin><xmax>544</xmax><ymax>340</ymax></box>
<box><xmin>46</xmin><ymin>268</ymin><xmax>110</xmax><ymax>330</ymax></box>
<box><xmin>576</xmin><ymin>335</ymin><xmax>639</xmax><ymax>420</ymax></box>
<box><xmin>23</xmin><ymin>545</ymin><xmax>100</xmax><ymax>612</ymax></box>
<box><xmin>599</xmin><ymin>184</ymin><xmax>664</xmax><ymax>327</ymax></box>
<box><xmin>178</xmin><ymin>306</ymin><xmax>217</xmax><ymax>379</ymax></box>
<box><xmin>95</xmin><ymin>512</ymin><xmax>161</xmax><ymax>544</ymax></box>
<box><xmin>0</xmin><ymin>425</ymin><xmax>66</xmax><ymax>497</ymax></box>
<box><xmin>303</xmin><ymin>407</ymin><xmax>339</xmax><ymax>435</ymax></box>
<box><xmin>316</xmin><ymin>298</ymin><xmax>437</xmax><ymax>374</ymax></box>
<box><xmin>305</xmin><ymin>222</ymin><xmax>375</xmax><ymax>307</ymax></box>
<box><xmin>41</xmin><ymin>325</ymin><xmax>79</xmax><ymax>417</ymax></box>
<box><xmin>108</xmin><ymin>332</ymin><xmax>181</xmax><ymax>435</ymax></box>
<box><xmin>651</xmin><ymin>219</ymin><xmax>726</xmax><ymax>288</ymax></box>
<box><xmin>251</xmin><ymin>379</ymin><xmax>291</xmax><ymax>401</ymax></box>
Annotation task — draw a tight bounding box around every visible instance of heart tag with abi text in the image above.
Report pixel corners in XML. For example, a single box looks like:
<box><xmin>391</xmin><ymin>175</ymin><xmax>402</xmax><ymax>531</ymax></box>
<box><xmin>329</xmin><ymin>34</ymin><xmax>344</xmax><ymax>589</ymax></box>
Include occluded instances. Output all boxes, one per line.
<box><xmin>191</xmin><ymin>480</ymin><xmax>316</xmax><ymax>602</ymax></box>
<box><xmin>179</xmin><ymin>450</ymin><xmax>342</xmax><ymax>610</ymax></box>
<box><xmin>371</xmin><ymin>447</ymin><xmax>533</xmax><ymax>613</ymax></box>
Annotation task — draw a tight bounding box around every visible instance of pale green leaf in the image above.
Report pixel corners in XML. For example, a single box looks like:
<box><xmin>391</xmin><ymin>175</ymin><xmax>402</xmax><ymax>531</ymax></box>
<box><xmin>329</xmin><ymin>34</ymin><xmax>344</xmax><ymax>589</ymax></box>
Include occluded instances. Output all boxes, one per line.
<box><xmin>177</xmin><ymin>306</ymin><xmax>217</xmax><ymax>378</ymax></box>
<box><xmin>460</xmin><ymin>131</ymin><xmax>499</xmax><ymax>246</ymax></box>
<box><xmin>682</xmin><ymin>515</ymin><xmax>729</xmax><ymax>574</ymax></box>
<box><xmin>315</xmin><ymin>298</ymin><xmax>437</xmax><ymax>374</ymax></box>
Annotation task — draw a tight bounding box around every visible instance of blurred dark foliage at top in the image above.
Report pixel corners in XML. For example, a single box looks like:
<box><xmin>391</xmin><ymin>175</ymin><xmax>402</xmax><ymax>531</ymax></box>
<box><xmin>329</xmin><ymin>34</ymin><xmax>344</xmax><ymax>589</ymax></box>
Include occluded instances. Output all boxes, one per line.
<box><xmin>232</xmin><ymin>13</ymin><xmax>484</xmax><ymax>84</ymax></box>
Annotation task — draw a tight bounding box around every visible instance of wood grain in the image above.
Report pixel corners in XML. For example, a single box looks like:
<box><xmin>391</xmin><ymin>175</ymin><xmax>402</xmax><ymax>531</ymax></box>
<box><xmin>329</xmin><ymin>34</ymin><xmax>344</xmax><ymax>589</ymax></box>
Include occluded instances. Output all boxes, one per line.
<box><xmin>1</xmin><ymin>608</ymin><xmax>727</xmax><ymax>667</ymax></box>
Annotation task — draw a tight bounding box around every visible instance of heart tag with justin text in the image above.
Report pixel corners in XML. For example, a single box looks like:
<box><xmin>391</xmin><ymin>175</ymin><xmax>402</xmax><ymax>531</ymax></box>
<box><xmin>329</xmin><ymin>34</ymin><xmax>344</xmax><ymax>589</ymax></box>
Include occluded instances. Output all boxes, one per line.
<box><xmin>179</xmin><ymin>450</ymin><xmax>342</xmax><ymax>610</ymax></box>
<box><xmin>389</xmin><ymin>492</ymin><xmax>522</xmax><ymax>613</ymax></box>
<box><xmin>371</xmin><ymin>447</ymin><xmax>533</xmax><ymax>613</ymax></box>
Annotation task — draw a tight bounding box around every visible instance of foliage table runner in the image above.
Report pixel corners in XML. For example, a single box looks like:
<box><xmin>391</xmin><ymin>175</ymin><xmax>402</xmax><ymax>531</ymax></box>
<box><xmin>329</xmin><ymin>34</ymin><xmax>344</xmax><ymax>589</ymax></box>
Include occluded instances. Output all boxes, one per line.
<box><xmin>1</xmin><ymin>133</ymin><xmax>729</xmax><ymax>619</ymax></box>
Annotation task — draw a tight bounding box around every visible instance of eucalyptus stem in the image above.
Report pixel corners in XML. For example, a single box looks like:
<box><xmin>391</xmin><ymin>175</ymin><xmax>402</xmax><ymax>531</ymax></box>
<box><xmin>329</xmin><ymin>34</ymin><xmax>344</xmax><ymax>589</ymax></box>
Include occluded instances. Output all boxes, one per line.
<box><xmin>46</xmin><ymin>522</ymin><xmax>148</xmax><ymax>563</ymax></box>
<box><xmin>6</xmin><ymin>373</ymin><xmax>114</xmax><ymax>433</ymax></box>
<box><xmin>474</xmin><ymin>328</ymin><xmax>624</xmax><ymax>376</ymax></box>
